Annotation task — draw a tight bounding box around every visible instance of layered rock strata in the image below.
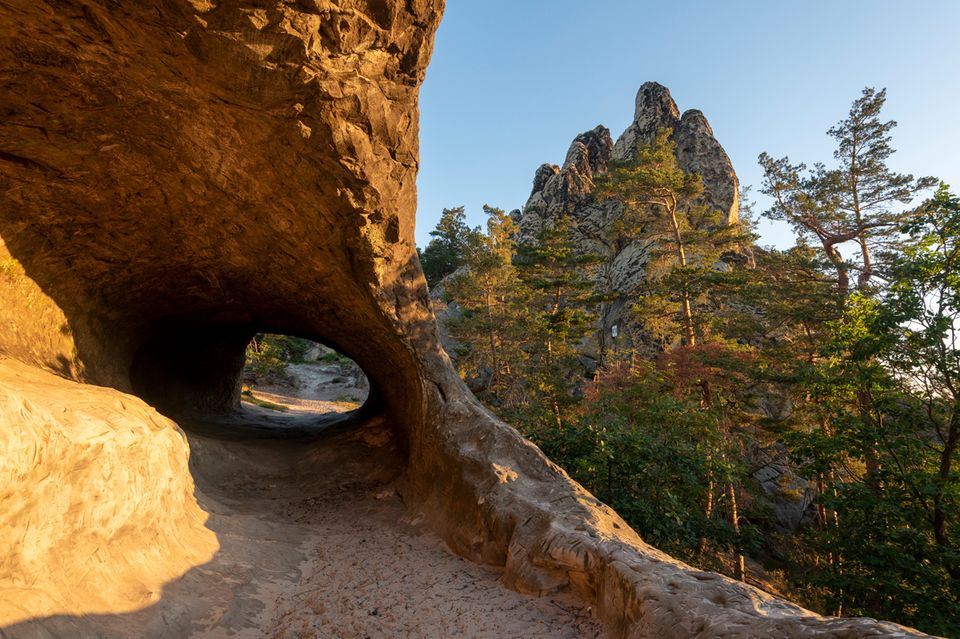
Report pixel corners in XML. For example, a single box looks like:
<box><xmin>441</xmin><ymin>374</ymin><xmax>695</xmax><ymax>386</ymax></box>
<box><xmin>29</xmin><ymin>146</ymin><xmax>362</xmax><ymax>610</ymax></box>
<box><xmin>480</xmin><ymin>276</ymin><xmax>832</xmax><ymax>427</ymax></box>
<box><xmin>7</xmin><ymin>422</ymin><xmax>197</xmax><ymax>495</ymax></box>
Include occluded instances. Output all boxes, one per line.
<box><xmin>0</xmin><ymin>2</ymin><xmax>929</xmax><ymax>637</ymax></box>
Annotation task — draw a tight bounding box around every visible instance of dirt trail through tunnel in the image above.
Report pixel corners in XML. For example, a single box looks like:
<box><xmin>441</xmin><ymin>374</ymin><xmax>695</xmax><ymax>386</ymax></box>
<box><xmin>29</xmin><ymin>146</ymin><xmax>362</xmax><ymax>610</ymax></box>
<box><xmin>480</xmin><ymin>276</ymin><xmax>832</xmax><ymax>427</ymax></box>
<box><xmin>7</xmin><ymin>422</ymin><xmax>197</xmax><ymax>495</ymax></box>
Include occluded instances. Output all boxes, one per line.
<box><xmin>4</xmin><ymin>392</ymin><xmax>602</xmax><ymax>639</ymax></box>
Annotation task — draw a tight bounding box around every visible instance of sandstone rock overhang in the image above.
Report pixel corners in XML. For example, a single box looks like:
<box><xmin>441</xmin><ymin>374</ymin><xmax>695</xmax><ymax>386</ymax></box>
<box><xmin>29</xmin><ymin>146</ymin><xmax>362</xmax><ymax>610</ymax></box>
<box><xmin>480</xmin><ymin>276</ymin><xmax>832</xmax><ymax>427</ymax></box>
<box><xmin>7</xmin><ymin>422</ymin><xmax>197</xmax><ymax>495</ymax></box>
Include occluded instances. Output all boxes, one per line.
<box><xmin>0</xmin><ymin>0</ymin><xmax>436</xmax><ymax>427</ymax></box>
<box><xmin>0</xmin><ymin>2</ymin><xmax>933</xmax><ymax>637</ymax></box>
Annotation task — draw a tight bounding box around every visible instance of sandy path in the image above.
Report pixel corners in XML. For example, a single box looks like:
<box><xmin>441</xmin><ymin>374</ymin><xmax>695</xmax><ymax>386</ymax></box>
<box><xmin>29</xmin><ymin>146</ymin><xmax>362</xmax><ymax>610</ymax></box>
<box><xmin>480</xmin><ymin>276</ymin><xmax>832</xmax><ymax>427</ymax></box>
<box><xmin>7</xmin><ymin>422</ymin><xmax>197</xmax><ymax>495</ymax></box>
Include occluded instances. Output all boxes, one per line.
<box><xmin>263</xmin><ymin>476</ymin><xmax>600</xmax><ymax>639</ymax></box>
<box><xmin>4</xmin><ymin>391</ymin><xmax>602</xmax><ymax>639</ymax></box>
<box><xmin>246</xmin><ymin>388</ymin><xmax>359</xmax><ymax>414</ymax></box>
<box><xmin>182</xmin><ymin>403</ymin><xmax>604</xmax><ymax>639</ymax></box>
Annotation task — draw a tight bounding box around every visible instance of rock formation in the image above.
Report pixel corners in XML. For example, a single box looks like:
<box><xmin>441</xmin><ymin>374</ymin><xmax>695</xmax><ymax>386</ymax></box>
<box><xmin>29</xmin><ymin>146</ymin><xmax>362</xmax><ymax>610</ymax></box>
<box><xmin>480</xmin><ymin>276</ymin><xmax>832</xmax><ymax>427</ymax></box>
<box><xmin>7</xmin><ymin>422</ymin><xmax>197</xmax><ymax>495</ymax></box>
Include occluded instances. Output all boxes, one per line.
<box><xmin>0</xmin><ymin>2</ymin><xmax>930</xmax><ymax>637</ymax></box>
<box><xmin>0</xmin><ymin>359</ymin><xmax>219</xmax><ymax>625</ymax></box>
<box><xmin>517</xmin><ymin>82</ymin><xmax>741</xmax><ymax>356</ymax></box>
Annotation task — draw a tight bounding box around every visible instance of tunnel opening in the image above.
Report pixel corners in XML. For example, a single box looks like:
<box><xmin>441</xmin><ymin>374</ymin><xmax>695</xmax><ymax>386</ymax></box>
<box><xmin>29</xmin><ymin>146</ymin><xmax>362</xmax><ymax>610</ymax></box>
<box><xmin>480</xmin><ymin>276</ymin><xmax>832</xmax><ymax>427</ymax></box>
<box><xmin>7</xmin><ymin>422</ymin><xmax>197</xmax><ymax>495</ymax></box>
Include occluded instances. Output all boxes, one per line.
<box><xmin>240</xmin><ymin>333</ymin><xmax>370</xmax><ymax>417</ymax></box>
<box><xmin>127</xmin><ymin>320</ymin><xmax>383</xmax><ymax>442</ymax></box>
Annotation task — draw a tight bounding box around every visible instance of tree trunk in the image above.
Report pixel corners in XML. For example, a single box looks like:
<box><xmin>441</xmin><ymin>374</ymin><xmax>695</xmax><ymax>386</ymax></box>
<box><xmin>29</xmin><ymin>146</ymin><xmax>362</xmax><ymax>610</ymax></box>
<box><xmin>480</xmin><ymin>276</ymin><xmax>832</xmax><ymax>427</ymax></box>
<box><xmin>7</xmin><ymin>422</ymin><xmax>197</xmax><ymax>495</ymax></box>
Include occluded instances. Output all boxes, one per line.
<box><xmin>857</xmin><ymin>235</ymin><xmax>874</xmax><ymax>291</ymax></box>
<box><xmin>667</xmin><ymin>198</ymin><xmax>697</xmax><ymax>347</ymax></box>
<box><xmin>822</xmin><ymin>239</ymin><xmax>849</xmax><ymax>300</ymax></box>
<box><xmin>484</xmin><ymin>288</ymin><xmax>500</xmax><ymax>390</ymax></box>
<box><xmin>699</xmin><ymin>468</ymin><xmax>714</xmax><ymax>556</ymax></box>
<box><xmin>727</xmin><ymin>483</ymin><xmax>746</xmax><ymax>582</ymax></box>
<box><xmin>933</xmin><ymin>408</ymin><xmax>960</xmax><ymax>579</ymax></box>
<box><xmin>848</xmin><ymin>131</ymin><xmax>874</xmax><ymax>292</ymax></box>
<box><xmin>855</xmin><ymin>387</ymin><xmax>882</xmax><ymax>494</ymax></box>
<box><xmin>817</xmin><ymin>473</ymin><xmax>827</xmax><ymax>530</ymax></box>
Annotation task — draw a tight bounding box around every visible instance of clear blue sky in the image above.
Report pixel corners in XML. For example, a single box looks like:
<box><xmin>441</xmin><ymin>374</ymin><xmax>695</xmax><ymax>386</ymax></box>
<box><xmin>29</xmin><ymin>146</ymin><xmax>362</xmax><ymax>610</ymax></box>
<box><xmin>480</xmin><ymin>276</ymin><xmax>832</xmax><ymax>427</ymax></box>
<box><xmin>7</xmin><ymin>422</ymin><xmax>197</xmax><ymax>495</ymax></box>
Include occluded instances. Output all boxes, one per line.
<box><xmin>415</xmin><ymin>0</ymin><xmax>960</xmax><ymax>249</ymax></box>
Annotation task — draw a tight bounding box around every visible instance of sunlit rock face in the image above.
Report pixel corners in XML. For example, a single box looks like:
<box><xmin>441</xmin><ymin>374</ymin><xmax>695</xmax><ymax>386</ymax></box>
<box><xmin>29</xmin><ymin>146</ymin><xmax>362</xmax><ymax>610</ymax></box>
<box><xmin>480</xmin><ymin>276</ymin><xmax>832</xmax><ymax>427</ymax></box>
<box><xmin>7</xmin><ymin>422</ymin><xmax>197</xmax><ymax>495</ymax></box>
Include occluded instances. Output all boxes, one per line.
<box><xmin>0</xmin><ymin>4</ymin><xmax>930</xmax><ymax>638</ymax></box>
<box><xmin>612</xmin><ymin>82</ymin><xmax>740</xmax><ymax>226</ymax></box>
<box><xmin>517</xmin><ymin>82</ymin><xmax>741</xmax><ymax>356</ymax></box>
<box><xmin>0</xmin><ymin>359</ymin><xmax>218</xmax><ymax>625</ymax></box>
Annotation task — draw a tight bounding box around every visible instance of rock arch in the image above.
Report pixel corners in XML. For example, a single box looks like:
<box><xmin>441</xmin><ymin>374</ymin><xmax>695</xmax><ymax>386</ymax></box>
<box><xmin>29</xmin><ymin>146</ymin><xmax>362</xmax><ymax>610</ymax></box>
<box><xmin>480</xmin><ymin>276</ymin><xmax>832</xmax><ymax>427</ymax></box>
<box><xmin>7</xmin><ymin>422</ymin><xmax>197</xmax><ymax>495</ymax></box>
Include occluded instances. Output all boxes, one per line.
<box><xmin>0</xmin><ymin>2</ymin><xmax>928</xmax><ymax>637</ymax></box>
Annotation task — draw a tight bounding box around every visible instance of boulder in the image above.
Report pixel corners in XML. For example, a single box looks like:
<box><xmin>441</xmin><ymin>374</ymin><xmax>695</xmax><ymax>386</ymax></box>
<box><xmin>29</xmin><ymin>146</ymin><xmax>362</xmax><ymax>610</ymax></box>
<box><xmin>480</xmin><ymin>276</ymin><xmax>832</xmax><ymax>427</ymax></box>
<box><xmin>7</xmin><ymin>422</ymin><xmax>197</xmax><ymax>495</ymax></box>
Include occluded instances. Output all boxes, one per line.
<box><xmin>0</xmin><ymin>357</ymin><xmax>218</xmax><ymax>625</ymax></box>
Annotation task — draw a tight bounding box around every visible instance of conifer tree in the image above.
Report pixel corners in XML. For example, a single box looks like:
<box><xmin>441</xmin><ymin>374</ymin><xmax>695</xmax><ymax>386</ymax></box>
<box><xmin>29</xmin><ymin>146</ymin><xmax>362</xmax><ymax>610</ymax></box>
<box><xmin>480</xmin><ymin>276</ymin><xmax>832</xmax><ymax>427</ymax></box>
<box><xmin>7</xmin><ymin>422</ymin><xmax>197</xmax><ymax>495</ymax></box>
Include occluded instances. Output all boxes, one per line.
<box><xmin>598</xmin><ymin>128</ymin><xmax>744</xmax><ymax>350</ymax></box>
<box><xmin>791</xmin><ymin>187</ymin><xmax>960</xmax><ymax>631</ymax></box>
<box><xmin>419</xmin><ymin>206</ymin><xmax>479</xmax><ymax>286</ymax></box>
<box><xmin>514</xmin><ymin>215</ymin><xmax>603</xmax><ymax>429</ymax></box>
<box><xmin>597</xmin><ymin>127</ymin><xmax>752</xmax><ymax>579</ymax></box>
<box><xmin>760</xmin><ymin>87</ymin><xmax>935</xmax><ymax>298</ymax></box>
<box><xmin>446</xmin><ymin>206</ymin><xmax>519</xmax><ymax>392</ymax></box>
<box><xmin>598</xmin><ymin>128</ymin><xmax>705</xmax><ymax>346</ymax></box>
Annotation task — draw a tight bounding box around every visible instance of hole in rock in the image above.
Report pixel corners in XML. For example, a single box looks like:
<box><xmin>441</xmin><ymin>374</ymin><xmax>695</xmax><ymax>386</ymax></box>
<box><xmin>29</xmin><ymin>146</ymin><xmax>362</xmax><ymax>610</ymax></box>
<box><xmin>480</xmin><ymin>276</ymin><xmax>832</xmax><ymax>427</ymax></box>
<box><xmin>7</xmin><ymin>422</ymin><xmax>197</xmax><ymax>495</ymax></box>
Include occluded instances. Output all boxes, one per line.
<box><xmin>240</xmin><ymin>333</ymin><xmax>370</xmax><ymax>419</ymax></box>
<box><xmin>128</xmin><ymin>324</ymin><xmax>378</xmax><ymax>441</ymax></box>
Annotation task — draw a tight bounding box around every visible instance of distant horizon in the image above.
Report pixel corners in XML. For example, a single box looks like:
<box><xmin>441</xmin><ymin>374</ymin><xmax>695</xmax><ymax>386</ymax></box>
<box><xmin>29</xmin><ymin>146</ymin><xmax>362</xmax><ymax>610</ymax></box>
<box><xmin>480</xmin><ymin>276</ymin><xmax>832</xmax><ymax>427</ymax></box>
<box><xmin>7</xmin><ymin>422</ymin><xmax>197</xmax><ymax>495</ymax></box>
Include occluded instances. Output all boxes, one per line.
<box><xmin>415</xmin><ymin>0</ymin><xmax>960</xmax><ymax>250</ymax></box>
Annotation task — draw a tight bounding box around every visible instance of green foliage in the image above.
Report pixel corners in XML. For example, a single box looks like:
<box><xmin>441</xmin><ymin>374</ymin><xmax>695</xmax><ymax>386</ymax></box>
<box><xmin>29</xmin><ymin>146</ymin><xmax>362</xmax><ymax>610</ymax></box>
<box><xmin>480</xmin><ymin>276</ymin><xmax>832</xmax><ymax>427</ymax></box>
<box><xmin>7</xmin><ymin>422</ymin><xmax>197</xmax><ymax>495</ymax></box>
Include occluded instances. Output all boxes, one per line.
<box><xmin>598</xmin><ymin>127</ymin><xmax>704</xmax><ymax>244</ymax></box>
<box><xmin>240</xmin><ymin>389</ymin><xmax>289</xmax><ymax>412</ymax></box>
<box><xmin>419</xmin><ymin>206</ymin><xmax>481</xmax><ymax>286</ymax></box>
<box><xmin>755</xmin><ymin>87</ymin><xmax>952</xmax><ymax>636</ymax></box>
<box><xmin>245</xmin><ymin>334</ymin><xmax>313</xmax><ymax>381</ymax></box>
<box><xmin>598</xmin><ymin>127</ymin><xmax>745</xmax><ymax>348</ymax></box>
<box><xmin>321</xmin><ymin>350</ymin><xmax>349</xmax><ymax>364</ymax></box>
<box><xmin>526</xmin><ymin>363</ymin><xmax>757</xmax><ymax>563</ymax></box>
<box><xmin>446</xmin><ymin>206</ymin><xmax>523</xmax><ymax>394</ymax></box>
<box><xmin>447</xmin><ymin>209</ymin><xmax>604</xmax><ymax>422</ymax></box>
<box><xmin>512</xmin><ymin>215</ymin><xmax>604</xmax><ymax>423</ymax></box>
<box><xmin>437</xmin><ymin>90</ymin><xmax>957</xmax><ymax>635</ymax></box>
<box><xmin>775</xmin><ymin>188</ymin><xmax>960</xmax><ymax>635</ymax></box>
<box><xmin>759</xmin><ymin>87</ymin><xmax>936</xmax><ymax>296</ymax></box>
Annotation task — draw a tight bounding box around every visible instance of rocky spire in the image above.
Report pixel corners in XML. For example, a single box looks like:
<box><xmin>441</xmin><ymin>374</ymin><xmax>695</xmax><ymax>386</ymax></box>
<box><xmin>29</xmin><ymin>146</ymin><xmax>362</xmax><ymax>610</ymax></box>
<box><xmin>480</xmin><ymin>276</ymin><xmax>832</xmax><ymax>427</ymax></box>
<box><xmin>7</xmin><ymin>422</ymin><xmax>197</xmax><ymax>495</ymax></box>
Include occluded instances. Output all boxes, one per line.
<box><xmin>521</xmin><ymin>81</ymin><xmax>739</xmax><ymax>242</ymax></box>
<box><xmin>611</xmin><ymin>82</ymin><xmax>739</xmax><ymax>225</ymax></box>
<box><xmin>517</xmin><ymin>81</ymin><xmax>742</xmax><ymax>355</ymax></box>
<box><xmin>612</xmin><ymin>81</ymin><xmax>681</xmax><ymax>162</ymax></box>
<box><xmin>563</xmin><ymin>125</ymin><xmax>614</xmax><ymax>177</ymax></box>
<box><xmin>675</xmin><ymin>108</ymin><xmax>740</xmax><ymax>226</ymax></box>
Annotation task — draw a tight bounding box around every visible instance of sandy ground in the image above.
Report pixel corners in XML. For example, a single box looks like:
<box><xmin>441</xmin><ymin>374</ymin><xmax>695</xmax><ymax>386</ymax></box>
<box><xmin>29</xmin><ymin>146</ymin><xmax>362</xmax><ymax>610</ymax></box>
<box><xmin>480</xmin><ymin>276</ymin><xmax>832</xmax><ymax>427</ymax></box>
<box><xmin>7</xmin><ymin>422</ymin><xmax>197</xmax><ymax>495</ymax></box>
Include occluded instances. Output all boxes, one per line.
<box><xmin>187</xmin><ymin>399</ymin><xmax>604</xmax><ymax>639</ymax></box>
<box><xmin>3</xmin><ymin>386</ymin><xmax>603</xmax><ymax>638</ymax></box>
<box><xmin>229</xmin><ymin>391</ymin><xmax>604</xmax><ymax>638</ymax></box>
<box><xmin>202</xmin><ymin>432</ymin><xmax>601</xmax><ymax>637</ymax></box>
<box><xmin>248</xmin><ymin>387</ymin><xmax>359</xmax><ymax>414</ymax></box>
<box><xmin>255</xmin><ymin>362</ymin><xmax>368</xmax><ymax>404</ymax></box>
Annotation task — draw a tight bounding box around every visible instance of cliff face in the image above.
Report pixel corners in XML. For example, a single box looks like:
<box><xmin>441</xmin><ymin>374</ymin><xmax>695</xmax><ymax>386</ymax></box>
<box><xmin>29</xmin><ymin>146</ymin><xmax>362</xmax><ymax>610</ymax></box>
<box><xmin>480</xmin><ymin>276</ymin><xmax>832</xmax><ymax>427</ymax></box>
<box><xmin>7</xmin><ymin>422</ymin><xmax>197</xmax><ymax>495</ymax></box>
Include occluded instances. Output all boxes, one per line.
<box><xmin>517</xmin><ymin>82</ymin><xmax>740</xmax><ymax>354</ymax></box>
<box><xmin>0</xmin><ymin>5</ymin><xmax>929</xmax><ymax>638</ymax></box>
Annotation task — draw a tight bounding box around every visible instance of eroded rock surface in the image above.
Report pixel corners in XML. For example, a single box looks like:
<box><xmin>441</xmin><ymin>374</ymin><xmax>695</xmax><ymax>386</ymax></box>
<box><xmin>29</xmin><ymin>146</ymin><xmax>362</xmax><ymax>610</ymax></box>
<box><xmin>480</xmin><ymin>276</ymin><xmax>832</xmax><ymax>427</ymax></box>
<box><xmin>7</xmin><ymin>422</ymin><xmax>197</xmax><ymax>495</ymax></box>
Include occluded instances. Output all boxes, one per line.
<box><xmin>0</xmin><ymin>358</ymin><xmax>218</xmax><ymax>625</ymax></box>
<box><xmin>0</xmin><ymin>3</ymin><xmax>932</xmax><ymax>638</ymax></box>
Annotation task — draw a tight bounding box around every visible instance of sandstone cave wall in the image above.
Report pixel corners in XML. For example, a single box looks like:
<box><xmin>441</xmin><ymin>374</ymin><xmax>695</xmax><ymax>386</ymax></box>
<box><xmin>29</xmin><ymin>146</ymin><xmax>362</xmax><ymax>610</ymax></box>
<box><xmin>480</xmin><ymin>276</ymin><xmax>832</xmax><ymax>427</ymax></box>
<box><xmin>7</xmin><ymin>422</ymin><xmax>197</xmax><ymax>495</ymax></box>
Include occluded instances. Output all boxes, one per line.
<box><xmin>0</xmin><ymin>0</ymin><xmax>439</xmax><ymax>425</ymax></box>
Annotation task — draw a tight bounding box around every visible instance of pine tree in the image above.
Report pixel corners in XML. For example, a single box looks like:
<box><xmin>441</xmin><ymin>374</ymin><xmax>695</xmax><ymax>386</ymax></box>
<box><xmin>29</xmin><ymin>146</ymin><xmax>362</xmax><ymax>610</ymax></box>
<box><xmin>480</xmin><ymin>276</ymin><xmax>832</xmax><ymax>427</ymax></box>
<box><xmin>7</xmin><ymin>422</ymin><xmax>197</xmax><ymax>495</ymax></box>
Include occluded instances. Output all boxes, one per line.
<box><xmin>759</xmin><ymin>87</ymin><xmax>935</xmax><ymax>298</ymax></box>
<box><xmin>514</xmin><ymin>215</ymin><xmax>603</xmax><ymax>429</ymax></box>
<box><xmin>758</xmin><ymin>91</ymin><xmax>954</xmax><ymax>632</ymax></box>
<box><xmin>446</xmin><ymin>206</ymin><xmax>520</xmax><ymax>393</ymax></box>
<box><xmin>761</xmin><ymin>88</ymin><xmax>937</xmax><ymax>497</ymax></box>
<box><xmin>597</xmin><ymin>127</ymin><xmax>754</xmax><ymax>579</ymax></box>
<box><xmin>598</xmin><ymin>128</ymin><xmax>707</xmax><ymax>347</ymax></box>
<box><xmin>419</xmin><ymin>206</ymin><xmax>479</xmax><ymax>286</ymax></box>
<box><xmin>810</xmin><ymin>186</ymin><xmax>960</xmax><ymax>632</ymax></box>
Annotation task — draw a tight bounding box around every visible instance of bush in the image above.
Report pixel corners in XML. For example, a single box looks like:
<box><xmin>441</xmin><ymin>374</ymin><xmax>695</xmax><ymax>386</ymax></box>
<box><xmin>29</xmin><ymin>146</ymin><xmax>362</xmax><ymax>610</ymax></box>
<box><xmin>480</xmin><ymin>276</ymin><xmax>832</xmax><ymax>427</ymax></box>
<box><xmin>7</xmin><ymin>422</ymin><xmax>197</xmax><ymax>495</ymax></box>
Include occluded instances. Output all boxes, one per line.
<box><xmin>245</xmin><ymin>334</ymin><xmax>313</xmax><ymax>383</ymax></box>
